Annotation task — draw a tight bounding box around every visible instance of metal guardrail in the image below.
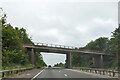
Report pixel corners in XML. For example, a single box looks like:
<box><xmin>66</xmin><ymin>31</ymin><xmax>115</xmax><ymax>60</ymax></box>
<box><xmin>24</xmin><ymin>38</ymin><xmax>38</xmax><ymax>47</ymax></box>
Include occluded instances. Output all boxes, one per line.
<box><xmin>33</xmin><ymin>42</ymin><xmax>112</xmax><ymax>54</ymax></box>
<box><xmin>73</xmin><ymin>67</ymin><xmax>119</xmax><ymax>77</ymax></box>
<box><xmin>0</xmin><ymin>67</ymin><xmax>34</xmax><ymax>78</ymax></box>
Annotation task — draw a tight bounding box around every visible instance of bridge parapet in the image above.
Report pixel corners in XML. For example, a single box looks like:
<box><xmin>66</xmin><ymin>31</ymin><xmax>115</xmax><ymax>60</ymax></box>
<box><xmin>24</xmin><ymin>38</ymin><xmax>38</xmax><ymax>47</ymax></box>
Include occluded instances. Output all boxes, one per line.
<box><xmin>34</xmin><ymin>42</ymin><xmax>78</xmax><ymax>49</ymax></box>
<box><xmin>32</xmin><ymin>42</ymin><xmax>112</xmax><ymax>55</ymax></box>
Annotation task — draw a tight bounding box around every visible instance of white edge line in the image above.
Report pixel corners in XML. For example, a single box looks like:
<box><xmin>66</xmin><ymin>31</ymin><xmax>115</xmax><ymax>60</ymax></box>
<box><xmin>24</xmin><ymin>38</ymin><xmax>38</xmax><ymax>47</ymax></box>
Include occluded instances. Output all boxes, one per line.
<box><xmin>64</xmin><ymin>74</ymin><xmax>67</xmax><ymax>76</ymax></box>
<box><xmin>31</xmin><ymin>68</ymin><xmax>44</xmax><ymax>80</ymax></box>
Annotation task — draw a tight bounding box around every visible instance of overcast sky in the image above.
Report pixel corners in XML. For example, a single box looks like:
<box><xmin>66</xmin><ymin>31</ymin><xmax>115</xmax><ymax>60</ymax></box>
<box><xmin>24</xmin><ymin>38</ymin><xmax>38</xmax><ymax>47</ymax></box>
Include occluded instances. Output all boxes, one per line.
<box><xmin>1</xmin><ymin>0</ymin><xmax>118</xmax><ymax>66</ymax></box>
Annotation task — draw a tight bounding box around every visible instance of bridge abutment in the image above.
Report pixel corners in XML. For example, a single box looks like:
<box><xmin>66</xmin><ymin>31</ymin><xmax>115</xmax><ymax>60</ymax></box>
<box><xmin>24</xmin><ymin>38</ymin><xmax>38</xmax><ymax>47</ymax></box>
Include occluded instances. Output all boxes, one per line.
<box><xmin>92</xmin><ymin>55</ymin><xmax>103</xmax><ymax>68</ymax></box>
<box><xmin>66</xmin><ymin>53</ymin><xmax>72</xmax><ymax>68</ymax></box>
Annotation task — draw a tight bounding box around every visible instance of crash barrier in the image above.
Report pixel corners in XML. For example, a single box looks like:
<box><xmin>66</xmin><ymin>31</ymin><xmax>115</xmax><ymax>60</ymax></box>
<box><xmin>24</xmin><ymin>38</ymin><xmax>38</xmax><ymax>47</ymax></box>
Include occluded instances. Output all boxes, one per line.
<box><xmin>73</xmin><ymin>67</ymin><xmax>119</xmax><ymax>77</ymax></box>
<box><xmin>0</xmin><ymin>67</ymin><xmax>34</xmax><ymax>78</ymax></box>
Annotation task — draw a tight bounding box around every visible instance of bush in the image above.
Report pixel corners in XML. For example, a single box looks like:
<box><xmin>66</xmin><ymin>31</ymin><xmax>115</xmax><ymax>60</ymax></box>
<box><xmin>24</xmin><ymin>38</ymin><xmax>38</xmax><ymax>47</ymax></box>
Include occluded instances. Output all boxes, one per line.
<box><xmin>2</xmin><ymin>49</ymin><xmax>29</xmax><ymax>66</ymax></box>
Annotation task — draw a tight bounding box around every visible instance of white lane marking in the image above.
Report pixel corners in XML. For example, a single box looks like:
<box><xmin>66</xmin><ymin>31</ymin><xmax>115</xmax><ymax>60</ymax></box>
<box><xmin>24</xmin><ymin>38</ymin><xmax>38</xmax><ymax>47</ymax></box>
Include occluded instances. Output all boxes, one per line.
<box><xmin>59</xmin><ymin>71</ymin><xmax>60</xmax><ymax>72</ymax></box>
<box><xmin>31</xmin><ymin>69</ymin><xmax>44</xmax><ymax>80</ymax></box>
<box><xmin>27</xmin><ymin>74</ymin><xmax>30</xmax><ymax>75</ymax></box>
<box><xmin>64</xmin><ymin>74</ymin><xmax>67</xmax><ymax>77</ymax></box>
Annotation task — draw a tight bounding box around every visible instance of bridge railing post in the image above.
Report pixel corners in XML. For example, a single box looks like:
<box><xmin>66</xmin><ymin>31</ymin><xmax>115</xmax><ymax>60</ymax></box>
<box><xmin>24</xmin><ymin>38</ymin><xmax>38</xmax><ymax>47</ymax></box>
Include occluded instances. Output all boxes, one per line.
<box><xmin>55</xmin><ymin>45</ymin><xmax>57</xmax><ymax>47</ymax></box>
<box><xmin>37</xmin><ymin>43</ymin><xmax>39</xmax><ymax>45</ymax></box>
<box><xmin>59</xmin><ymin>45</ymin><xmax>61</xmax><ymax>48</ymax></box>
<box><xmin>68</xmin><ymin>46</ymin><xmax>69</xmax><ymax>49</ymax></box>
<box><xmin>50</xmin><ymin>44</ymin><xmax>52</xmax><ymax>47</ymax></box>
<box><xmin>41</xmin><ymin>43</ymin><xmax>43</xmax><ymax>46</ymax></box>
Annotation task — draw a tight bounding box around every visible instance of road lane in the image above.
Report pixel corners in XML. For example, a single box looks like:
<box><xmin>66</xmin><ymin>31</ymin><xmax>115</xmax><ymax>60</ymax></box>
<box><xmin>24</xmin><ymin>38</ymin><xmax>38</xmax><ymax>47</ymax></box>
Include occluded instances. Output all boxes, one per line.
<box><xmin>36</xmin><ymin>68</ymin><xmax>70</xmax><ymax>78</ymax></box>
<box><xmin>36</xmin><ymin>68</ymin><xmax>103</xmax><ymax>78</ymax></box>
<box><xmin>31</xmin><ymin>69</ymin><xmax>44</xmax><ymax>80</ymax></box>
<box><xmin>12</xmin><ymin>67</ymin><xmax>112</xmax><ymax>79</ymax></box>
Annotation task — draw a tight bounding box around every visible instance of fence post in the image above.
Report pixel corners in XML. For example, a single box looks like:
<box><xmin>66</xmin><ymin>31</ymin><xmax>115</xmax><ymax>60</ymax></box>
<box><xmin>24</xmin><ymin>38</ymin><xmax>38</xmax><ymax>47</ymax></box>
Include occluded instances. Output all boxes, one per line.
<box><xmin>96</xmin><ymin>70</ymin><xmax>98</xmax><ymax>74</ymax></box>
<box><xmin>103</xmin><ymin>70</ymin><xmax>105</xmax><ymax>75</ymax></box>
<box><xmin>113</xmin><ymin>71</ymin><xmax>115</xmax><ymax>77</ymax></box>
<box><xmin>109</xmin><ymin>71</ymin><xmax>111</xmax><ymax>76</ymax></box>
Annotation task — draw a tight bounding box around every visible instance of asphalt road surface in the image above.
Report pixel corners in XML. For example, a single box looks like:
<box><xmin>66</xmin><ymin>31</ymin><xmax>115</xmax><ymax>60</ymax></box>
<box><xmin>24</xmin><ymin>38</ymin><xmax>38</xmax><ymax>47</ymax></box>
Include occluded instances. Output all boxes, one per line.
<box><xmin>35</xmin><ymin>68</ymin><xmax>103</xmax><ymax>78</ymax></box>
<box><xmin>12</xmin><ymin>67</ymin><xmax>112</xmax><ymax>79</ymax></box>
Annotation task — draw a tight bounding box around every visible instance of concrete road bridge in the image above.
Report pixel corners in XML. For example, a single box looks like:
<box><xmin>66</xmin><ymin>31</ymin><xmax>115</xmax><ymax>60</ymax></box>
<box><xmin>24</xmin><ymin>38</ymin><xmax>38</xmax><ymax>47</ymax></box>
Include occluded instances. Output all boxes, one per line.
<box><xmin>24</xmin><ymin>42</ymin><xmax>112</xmax><ymax>68</ymax></box>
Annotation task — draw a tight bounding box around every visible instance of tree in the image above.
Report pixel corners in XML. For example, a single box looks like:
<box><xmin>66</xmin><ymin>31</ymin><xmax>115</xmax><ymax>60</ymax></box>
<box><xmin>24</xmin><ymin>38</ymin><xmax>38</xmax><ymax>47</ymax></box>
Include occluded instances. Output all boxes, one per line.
<box><xmin>109</xmin><ymin>26</ymin><xmax>120</xmax><ymax>69</ymax></box>
<box><xmin>85</xmin><ymin>37</ymin><xmax>109</xmax><ymax>52</ymax></box>
<box><xmin>109</xmin><ymin>26</ymin><xmax>120</xmax><ymax>54</ymax></box>
<box><xmin>72</xmin><ymin>54</ymin><xmax>92</xmax><ymax>67</ymax></box>
<box><xmin>35</xmin><ymin>52</ymin><xmax>47</xmax><ymax>67</ymax></box>
<box><xmin>1</xmin><ymin>9</ymin><xmax>44</xmax><ymax>68</ymax></box>
<box><xmin>54</xmin><ymin>62</ymin><xmax>65</xmax><ymax>67</ymax></box>
<box><xmin>72</xmin><ymin>27</ymin><xmax>119</xmax><ymax>69</ymax></box>
<box><xmin>2</xmin><ymin>24</ymin><xmax>23</xmax><ymax>51</ymax></box>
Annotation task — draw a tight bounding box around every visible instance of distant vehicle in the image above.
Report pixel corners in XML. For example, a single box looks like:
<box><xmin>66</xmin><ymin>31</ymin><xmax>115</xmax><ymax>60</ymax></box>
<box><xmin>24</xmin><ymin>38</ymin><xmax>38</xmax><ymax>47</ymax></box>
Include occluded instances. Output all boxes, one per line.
<box><xmin>48</xmin><ymin>65</ymin><xmax>51</xmax><ymax>68</ymax></box>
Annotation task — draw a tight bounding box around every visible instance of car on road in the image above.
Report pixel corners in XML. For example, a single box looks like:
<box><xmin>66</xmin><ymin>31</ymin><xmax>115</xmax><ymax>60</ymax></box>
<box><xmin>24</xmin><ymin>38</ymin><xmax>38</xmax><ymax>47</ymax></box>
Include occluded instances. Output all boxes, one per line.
<box><xmin>48</xmin><ymin>65</ymin><xmax>51</xmax><ymax>68</ymax></box>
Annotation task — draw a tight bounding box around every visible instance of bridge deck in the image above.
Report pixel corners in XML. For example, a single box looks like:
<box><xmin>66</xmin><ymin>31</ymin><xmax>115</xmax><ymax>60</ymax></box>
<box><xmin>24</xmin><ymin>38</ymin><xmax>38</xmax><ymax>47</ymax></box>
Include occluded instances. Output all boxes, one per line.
<box><xmin>24</xmin><ymin>43</ymin><xmax>112</xmax><ymax>55</ymax></box>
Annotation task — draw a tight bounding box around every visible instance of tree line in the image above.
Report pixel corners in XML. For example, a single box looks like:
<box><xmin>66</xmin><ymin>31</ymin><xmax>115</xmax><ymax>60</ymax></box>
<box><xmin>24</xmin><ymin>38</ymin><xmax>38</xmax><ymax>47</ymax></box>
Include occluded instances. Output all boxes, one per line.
<box><xmin>0</xmin><ymin>9</ymin><xmax>46</xmax><ymax>69</ymax></box>
<box><xmin>54</xmin><ymin>62</ymin><xmax>66</xmax><ymax>67</ymax></box>
<box><xmin>55</xmin><ymin>26</ymin><xmax>119</xmax><ymax>69</ymax></box>
<box><xmin>72</xmin><ymin>26</ymin><xmax>120</xmax><ymax>69</ymax></box>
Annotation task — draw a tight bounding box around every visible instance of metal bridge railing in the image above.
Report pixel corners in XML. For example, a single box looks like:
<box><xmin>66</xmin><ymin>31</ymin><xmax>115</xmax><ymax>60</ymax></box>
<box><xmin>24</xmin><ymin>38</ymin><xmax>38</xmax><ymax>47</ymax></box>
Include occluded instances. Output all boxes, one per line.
<box><xmin>34</xmin><ymin>42</ymin><xmax>78</xmax><ymax>50</ymax></box>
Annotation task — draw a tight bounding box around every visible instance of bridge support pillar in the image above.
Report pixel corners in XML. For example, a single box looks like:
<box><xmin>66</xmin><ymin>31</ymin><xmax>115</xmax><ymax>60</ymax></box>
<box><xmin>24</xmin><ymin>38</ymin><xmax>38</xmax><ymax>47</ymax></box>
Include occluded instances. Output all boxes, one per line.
<box><xmin>92</xmin><ymin>55</ymin><xmax>103</xmax><ymax>68</ymax></box>
<box><xmin>66</xmin><ymin>53</ymin><xmax>72</xmax><ymax>68</ymax></box>
<box><xmin>31</xmin><ymin>48</ymin><xmax>35</xmax><ymax>65</ymax></box>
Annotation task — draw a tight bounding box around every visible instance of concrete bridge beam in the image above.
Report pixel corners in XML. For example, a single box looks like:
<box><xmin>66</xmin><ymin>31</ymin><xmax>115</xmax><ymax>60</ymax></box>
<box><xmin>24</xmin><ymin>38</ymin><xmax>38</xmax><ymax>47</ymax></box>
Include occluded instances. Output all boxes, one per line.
<box><xmin>66</xmin><ymin>53</ymin><xmax>72</xmax><ymax>68</ymax></box>
<box><xmin>92</xmin><ymin>55</ymin><xmax>103</xmax><ymax>68</ymax></box>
